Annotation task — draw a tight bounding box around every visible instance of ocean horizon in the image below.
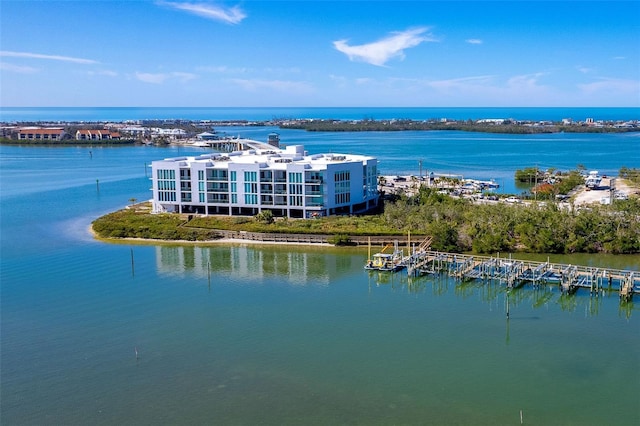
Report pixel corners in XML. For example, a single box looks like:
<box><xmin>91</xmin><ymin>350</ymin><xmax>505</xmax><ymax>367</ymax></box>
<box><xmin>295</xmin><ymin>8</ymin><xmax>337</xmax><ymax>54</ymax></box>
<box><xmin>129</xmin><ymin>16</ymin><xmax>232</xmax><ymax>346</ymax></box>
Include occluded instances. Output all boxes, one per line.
<box><xmin>1</xmin><ymin>106</ymin><xmax>639</xmax><ymax>122</ymax></box>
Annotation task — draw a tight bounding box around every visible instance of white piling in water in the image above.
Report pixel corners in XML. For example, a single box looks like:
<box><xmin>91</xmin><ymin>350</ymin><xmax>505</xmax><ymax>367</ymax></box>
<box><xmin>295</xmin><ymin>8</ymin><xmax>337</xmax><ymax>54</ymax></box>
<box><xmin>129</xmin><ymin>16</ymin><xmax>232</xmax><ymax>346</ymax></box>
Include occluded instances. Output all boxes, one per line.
<box><xmin>520</xmin><ymin>409</ymin><xmax>523</xmax><ymax>424</ymax></box>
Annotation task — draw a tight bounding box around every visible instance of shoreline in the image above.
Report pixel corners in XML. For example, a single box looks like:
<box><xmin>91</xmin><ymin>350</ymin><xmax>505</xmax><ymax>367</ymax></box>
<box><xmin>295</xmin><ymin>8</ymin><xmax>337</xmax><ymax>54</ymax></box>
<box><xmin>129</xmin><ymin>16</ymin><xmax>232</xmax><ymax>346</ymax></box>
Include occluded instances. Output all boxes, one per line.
<box><xmin>88</xmin><ymin>224</ymin><xmax>335</xmax><ymax>247</ymax></box>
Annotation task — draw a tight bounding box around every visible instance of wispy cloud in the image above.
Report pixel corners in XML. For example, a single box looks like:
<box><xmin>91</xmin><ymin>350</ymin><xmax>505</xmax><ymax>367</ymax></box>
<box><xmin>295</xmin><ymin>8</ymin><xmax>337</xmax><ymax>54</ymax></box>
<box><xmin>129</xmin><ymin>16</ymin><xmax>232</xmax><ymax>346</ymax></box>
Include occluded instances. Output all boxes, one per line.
<box><xmin>427</xmin><ymin>75</ymin><xmax>495</xmax><ymax>90</ymax></box>
<box><xmin>0</xmin><ymin>62</ymin><xmax>38</xmax><ymax>74</ymax></box>
<box><xmin>333</xmin><ymin>27</ymin><xmax>435</xmax><ymax>67</ymax></box>
<box><xmin>578</xmin><ymin>77</ymin><xmax>639</xmax><ymax>95</ymax></box>
<box><xmin>506</xmin><ymin>72</ymin><xmax>549</xmax><ymax>90</ymax></box>
<box><xmin>423</xmin><ymin>73</ymin><xmax>557</xmax><ymax>105</ymax></box>
<box><xmin>158</xmin><ymin>1</ymin><xmax>246</xmax><ymax>24</ymax></box>
<box><xmin>0</xmin><ymin>50</ymin><xmax>98</xmax><ymax>64</ymax></box>
<box><xmin>135</xmin><ymin>71</ymin><xmax>197</xmax><ymax>84</ymax></box>
<box><xmin>230</xmin><ymin>78</ymin><xmax>314</xmax><ymax>94</ymax></box>
<box><xmin>466</xmin><ymin>39</ymin><xmax>483</xmax><ymax>45</ymax></box>
<box><xmin>577</xmin><ymin>66</ymin><xmax>592</xmax><ymax>74</ymax></box>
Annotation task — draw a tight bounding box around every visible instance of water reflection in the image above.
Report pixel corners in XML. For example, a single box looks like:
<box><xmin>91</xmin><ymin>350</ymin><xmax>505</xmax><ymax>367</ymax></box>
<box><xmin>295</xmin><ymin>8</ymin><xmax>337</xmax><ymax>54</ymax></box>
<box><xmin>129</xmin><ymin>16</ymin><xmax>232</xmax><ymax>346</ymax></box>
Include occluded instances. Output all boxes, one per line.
<box><xmin>367</xmin><ymin>271</ymin><xmax>637</xmax><ymax>318</ymax></box>
<box><xmin>155</xmin><ymin>245</ymin><xmax>638</xmax><ymax>318</ymax></box>
<box><xmin>156</xmin><ymin>245</ymin><xmax>359</xmax><ymax>286</ymax></box>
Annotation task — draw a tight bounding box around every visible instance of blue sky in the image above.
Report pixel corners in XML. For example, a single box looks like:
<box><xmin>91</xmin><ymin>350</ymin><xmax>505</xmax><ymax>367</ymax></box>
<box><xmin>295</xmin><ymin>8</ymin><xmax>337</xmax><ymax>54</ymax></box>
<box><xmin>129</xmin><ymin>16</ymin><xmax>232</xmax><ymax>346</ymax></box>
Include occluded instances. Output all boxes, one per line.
<box><xmin>1</xmin><ymin>0</ymin><xmax>639</xmax><ymax>107</ymax></box>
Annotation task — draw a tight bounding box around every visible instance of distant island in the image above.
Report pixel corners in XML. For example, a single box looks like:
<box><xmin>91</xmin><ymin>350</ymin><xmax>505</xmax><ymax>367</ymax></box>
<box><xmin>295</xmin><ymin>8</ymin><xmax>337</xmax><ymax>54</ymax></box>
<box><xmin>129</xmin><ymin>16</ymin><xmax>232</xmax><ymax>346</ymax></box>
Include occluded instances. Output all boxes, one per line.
<box><xmin>1</xmin><ymin>115</ymin><xmax>638</xmax><ymax>145</ymax></box>
<box><xmin>278</xmin><ymin>117</ymin><xmax>639</xmax><ymax>134</ymax></box>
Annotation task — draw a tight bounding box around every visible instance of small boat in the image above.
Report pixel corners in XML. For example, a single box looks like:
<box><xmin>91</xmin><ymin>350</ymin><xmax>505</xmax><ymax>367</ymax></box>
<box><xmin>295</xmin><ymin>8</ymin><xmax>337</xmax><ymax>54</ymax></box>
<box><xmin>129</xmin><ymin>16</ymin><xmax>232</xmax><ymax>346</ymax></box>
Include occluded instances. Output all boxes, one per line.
<box><xmin>364</xmin><ymin>241</ymin><xmax>405</xmax><ymax>272</ymax></box>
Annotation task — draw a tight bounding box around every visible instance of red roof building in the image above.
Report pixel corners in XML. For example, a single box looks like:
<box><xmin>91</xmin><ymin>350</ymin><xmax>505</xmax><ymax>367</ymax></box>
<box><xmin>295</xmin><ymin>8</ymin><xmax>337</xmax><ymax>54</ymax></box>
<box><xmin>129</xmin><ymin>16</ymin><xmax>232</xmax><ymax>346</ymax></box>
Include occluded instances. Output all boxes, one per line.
<box><xmin>75</xmin><ymin>129</ymin><xmax>121</xmax><ymax>140</ymax></box>
<box><xmin>18</xmin><ymin>128</ymin><xmax>66</xmax><ymax>141</ymax></box>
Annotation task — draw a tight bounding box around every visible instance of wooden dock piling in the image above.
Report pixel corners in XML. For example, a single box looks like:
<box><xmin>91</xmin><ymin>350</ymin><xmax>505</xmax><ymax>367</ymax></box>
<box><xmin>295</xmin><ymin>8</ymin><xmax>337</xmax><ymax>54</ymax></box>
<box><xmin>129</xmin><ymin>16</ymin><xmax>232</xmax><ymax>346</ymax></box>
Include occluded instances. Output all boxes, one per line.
<box><xmin>386</xmin><ymin>249</ymin><xmax>639</xmax><ymax>301</ymax></box>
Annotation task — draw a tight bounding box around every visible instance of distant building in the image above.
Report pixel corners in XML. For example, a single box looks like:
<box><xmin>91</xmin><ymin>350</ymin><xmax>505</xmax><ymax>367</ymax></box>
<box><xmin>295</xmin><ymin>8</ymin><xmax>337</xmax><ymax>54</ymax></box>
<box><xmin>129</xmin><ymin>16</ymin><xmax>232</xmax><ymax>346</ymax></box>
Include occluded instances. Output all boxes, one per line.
<box><xmin>477</xmin><ymin>118</ymin><xmax>505</xmax><ymax>124</ymax></box>
<box><xmin>18</xmin><ymin>128</ymin><xmax>65</xmax><ymax>141</ymax></box>
<box><xmin>151</xmin><ymin>128</ymin><xmax>187</xmax><ymax>139</ymax></box>
<box><xmin>196</xmin><ymin>132</ymin><xmax>219</xmax><ymax>140</ymax></box>
<box><xmin>75</xmin><ymin>129</ymin><xmax>121</xmax><ymax>140</ymax></box>
<box><xmin>151</xmin><ymin>143</ymin><xmax>379</xmax><ymax>218</ymax></box>
<box><xmin>119</xmin><ymin>125</ymin><xmax>148</xmax><ymax>138</ymax></box>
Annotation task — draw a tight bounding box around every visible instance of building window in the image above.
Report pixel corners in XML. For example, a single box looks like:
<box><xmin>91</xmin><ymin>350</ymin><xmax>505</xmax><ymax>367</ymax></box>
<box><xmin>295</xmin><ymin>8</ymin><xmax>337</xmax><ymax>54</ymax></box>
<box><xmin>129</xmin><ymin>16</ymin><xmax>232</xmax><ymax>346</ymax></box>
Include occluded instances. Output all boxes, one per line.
<box><xmin>260</xmin><ymin>170</ymin><xmax>273</xmax><ymax>182</ymax></box>
<box><xmin>207</xmin><ymin>169</ymin><xmax>228</xmax><ymax>181</ymax></box>
<box><xmin>289</xmin><ymin>184</ymin><xmax>303</xmax><ymax>194</ymax></box>
<box><xmin>244</xmin><ymin>183</ymin><xmax>258</xmax><ymax>194</ymax></box>
<box><xmin>334</xmin><ymin>170</ymin><xmax>351</xmax><ymax>205</ymax></box>
<box><xmin>157</xmin><ymin>169</ymin><xmax>175</xmax><ymax>180</ymax></box>
<box><xmin>289</xmin><ymin>195</ymin><xmax>303</xmax><ymax>206</ymax></box>
<box><xmin>335</xmin><ymin>192</ymin><xmax>350</xmax><ymax>204</ymax></box>
<box><xmin>159</xmin><ymin>191</ymin><xmax>176</xmax><ymax>202</ymax></box>
<box><xmin>288</xmin><ymin>172</ymin><xmax>302</xmax><ymax>183</ymax></box>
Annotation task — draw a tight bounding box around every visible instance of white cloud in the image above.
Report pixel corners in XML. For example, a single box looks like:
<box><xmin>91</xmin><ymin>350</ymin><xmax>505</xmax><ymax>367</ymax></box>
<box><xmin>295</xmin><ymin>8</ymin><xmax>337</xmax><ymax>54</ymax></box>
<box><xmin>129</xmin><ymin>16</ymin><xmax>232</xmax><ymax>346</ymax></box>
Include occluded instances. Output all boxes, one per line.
<box><xmin>333</xmin><ymin>27</ymin><xmax>435</xmax><ymax>66</ymax></box>
<box><xmin>466</xmin><ymin>39</ymin><xmax>483</xmax><ymax>45</ymax></box>
<box><xmin>135</xmin><ymin>71</ymin><xmax>197</xmax><ymax>84</ymax></box>
<box><xmin>577</xmin><ymin>66</ymin><xmax>592</xmax><ymax>74</ymax></box>
<box><xmin>0</xmin><ymin>50</ymin><xmax>98</xmax><ymax>64</ymax></box>
<box><xmin>158</xmin><ymin>1</ymin><xmax>246</xmax><ymax>24</ymax></box>
<box><xmin>613</xmin><ymin>56</ymin><xmax>626</xmax><ymax>60</ymax></box>
<box><xmin>0</xmin><ymin>62</ymin><xmax>38</xmax><ymax>74</ymax></box>
<box><xmin>230</xmin><ymin>78</ymin><xmax>314</xmax><ymax>94</ymax></box>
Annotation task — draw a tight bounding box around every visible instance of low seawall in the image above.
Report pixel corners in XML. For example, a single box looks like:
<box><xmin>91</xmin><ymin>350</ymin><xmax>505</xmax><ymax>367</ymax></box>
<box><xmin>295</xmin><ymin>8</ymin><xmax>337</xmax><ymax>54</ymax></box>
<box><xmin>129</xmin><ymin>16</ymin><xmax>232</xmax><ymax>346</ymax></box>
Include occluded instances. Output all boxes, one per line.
<box><xmin>207</xmin><ymin>229</ymin><xmax>416</xmax><ymax>246</ymax></box>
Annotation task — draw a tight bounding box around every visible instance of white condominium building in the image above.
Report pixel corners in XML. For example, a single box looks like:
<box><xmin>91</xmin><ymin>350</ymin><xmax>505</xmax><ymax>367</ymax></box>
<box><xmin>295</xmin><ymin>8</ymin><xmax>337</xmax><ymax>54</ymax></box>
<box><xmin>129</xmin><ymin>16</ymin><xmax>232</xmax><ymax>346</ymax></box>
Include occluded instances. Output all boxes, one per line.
<box><xmin>151</xmin><ymin>144</ymin><xmax>379</xmax><ymax>218</ymax></box>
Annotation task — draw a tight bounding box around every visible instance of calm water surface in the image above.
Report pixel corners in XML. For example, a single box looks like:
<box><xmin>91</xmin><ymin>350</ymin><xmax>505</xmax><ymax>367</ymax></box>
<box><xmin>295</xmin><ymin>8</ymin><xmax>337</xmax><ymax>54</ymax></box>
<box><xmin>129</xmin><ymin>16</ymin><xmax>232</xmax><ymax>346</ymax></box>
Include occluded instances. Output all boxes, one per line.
<box><xmin>1</xmin><ymin>139</ymin><xmax>639</xmax><ymax>425</ymax></box>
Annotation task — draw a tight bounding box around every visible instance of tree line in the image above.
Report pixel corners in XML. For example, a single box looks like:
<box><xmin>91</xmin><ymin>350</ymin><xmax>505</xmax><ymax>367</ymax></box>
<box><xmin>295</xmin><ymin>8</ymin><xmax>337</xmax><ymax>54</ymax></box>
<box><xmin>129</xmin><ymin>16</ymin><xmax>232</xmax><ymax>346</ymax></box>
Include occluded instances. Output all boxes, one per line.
<box><xmin>383</xmin><ymin>186</ymin><xmax>640</xmax><ymax>254</ymax></box>
<box><xmin>279</xmin><ymin>119</ymin><xmax>639</xmax><ymax>134</ymax></box>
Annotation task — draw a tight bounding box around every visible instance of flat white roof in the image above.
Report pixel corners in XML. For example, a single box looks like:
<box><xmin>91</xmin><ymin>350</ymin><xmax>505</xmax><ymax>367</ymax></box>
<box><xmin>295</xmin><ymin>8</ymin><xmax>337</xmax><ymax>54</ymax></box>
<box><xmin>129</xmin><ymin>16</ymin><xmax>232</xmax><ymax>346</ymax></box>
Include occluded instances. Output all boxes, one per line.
<box><xmin>156</xmin><ymin>142</ymin><xmax>375</xmax><ymax>170</ymax></box>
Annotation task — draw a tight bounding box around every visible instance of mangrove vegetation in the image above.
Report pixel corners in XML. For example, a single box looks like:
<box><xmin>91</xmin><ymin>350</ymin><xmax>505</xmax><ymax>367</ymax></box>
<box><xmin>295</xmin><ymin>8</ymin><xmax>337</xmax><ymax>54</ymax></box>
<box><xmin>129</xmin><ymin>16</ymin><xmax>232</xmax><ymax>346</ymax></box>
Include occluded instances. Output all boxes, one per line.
<box><xmin>93</xmin><ymin>185</ymin><xmax>640</xmax><ymax>254</ymax></box>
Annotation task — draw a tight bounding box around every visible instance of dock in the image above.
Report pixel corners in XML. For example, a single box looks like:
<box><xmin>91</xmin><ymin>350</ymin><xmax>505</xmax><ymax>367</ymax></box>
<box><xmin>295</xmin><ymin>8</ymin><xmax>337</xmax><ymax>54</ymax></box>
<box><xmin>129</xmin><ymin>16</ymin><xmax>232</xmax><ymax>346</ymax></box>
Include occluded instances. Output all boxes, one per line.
<box><xmin>370</xmin><ymin>241</ymin><xmax>640</xmax><ymax>301</ymax></box>
<box><xmin>410</xmin><ymin>250</ymin><xmax>639</xmax><ymax>299</ymax></box>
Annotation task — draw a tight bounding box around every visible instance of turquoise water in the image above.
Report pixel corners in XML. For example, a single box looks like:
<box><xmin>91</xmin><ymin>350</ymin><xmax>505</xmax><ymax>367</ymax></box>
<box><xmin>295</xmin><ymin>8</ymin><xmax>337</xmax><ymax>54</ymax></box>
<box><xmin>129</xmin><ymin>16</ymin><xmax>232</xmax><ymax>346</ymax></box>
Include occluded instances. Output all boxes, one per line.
<box><xmin>222</xmin><ymin>126</ymin><xmax>640</xmax><ymax>194</ymax></box>
<box><xmin>1</xmin><ymin>135</ymin><xmax>639</xmax><ymax>425</ymax></box>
